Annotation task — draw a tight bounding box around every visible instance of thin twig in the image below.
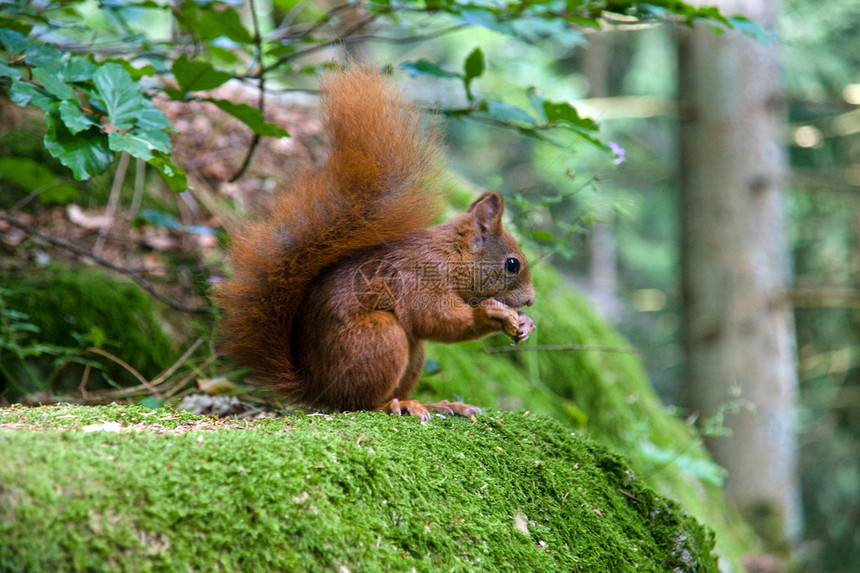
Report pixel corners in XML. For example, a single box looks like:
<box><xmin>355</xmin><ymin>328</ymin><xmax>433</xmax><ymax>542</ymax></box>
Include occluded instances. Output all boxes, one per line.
<box><xmin>230</xmin><ymin>0</ymin><xmax>265</xmax><ymax>182</ymax></box>
<box><xmin>485</xmin><ymin>344</ymin><xmax>640</xmax><ymax>355</ymax></box>
<box><xmin>85</xmin><ymin>347</ymin><xmax>161</xmax><ymax>398</ymax></box>
<box><xmin>260</xmin><ymin>13</ymin><xmax>379</xmax><ymax>74</ymax></box>
<box><xmin>150</xmin><ymin>338</ymin><xmax>204</xmax><ymax>387</ymax></box>
<box><xmin>161</xmin><ymin>372</ymin><xmax>199</xmax><ymax>400</ymax></box>
<box><xmin>229</xmin><ymin>136</ymin><xmax>261</xmax><ymax>182</ymax></box>
<box><xmin>336</xmin><ymin>24</ymin><xmax>467</xmax><ymax>47</ymax></box>
<box><xmin>10</xmin><ymin>185</ymin><xmax>50</xmax><ymax>214</ymax></box>
<box><xmin>275</xmin><ymin>0</ymin><xmax>312</xmax><ymax>35</ymax></box>
<box><xmin>44</xmin><ymin>348</ymin><xmax>89</xmax><ymax>396</ymax></box>
<box><xmin>82</xmin><ymin>349</ymin><xmax>222</xmax><ymax>403</ymax></box>
<box><xmin>78</xmin><ymin>362</ymin><xmax>92</xmax><ymax>400</ymax></box>
<box><xmin>272</xmin><ymin>2</ymin><xmax>353</xmax><ymax>42</ymax></box>
<box><xmin>49</xmin><ymin>344</ymin><xmax>165</xmax><ymax>403</ymax></box>
<box><xmin>617</xmin><ymin>488</ymin><xmax>645</xmax><ymax>503</ymax></box>
<box><xmin>129</xmin><ymin>157</ymin><xmax>146</xmax><ymax>219</ymax></box>
<box><xmin>0</xmin><ymin>215</ymin><xmax>208</xmax><ymax>314</ymax></box>
<box><xmin>164</xmin><ymin>352</ymin><xmax>223</xmax><ymax>398</ymax></box>
<box><xmin>94</xmin><ymin>151</ymin><xmax>130</xmax><ymax>256</ymax></box>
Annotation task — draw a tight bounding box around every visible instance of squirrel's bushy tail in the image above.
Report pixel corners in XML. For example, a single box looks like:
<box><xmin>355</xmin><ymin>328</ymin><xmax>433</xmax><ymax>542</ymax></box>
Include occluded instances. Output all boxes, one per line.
<box><xmin>214</xmin><ymin>67</ymin><xmax>442</xmax><ymax>398</ymax></box>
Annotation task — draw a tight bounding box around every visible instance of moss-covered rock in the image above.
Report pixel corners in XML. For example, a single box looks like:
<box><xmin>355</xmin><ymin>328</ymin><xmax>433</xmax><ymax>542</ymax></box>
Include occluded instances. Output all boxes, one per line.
<box><xmin>0</xmin><ymin>266</ymin><xmax>181</xmax><ymax>399</ymax></box>
<box><xmin>0</xmin><ymin>403</ymin><xmax>718</xmax><ymax>572</ymax></box>
<box><xmin>416</xmin><ymin>263</ymin><xmax>757</xmax><ymax>569</ymax></box>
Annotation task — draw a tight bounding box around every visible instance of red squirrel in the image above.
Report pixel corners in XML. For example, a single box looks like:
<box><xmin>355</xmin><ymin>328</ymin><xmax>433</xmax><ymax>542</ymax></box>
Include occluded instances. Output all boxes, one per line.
<box><xmin>215</xmin><ymin>67</ymin><xmax>536</xmax><ymax>420</ymax></box>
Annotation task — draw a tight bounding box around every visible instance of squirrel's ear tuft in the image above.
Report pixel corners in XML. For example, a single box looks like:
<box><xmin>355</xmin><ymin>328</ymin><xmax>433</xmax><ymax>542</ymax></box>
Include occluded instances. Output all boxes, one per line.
<box><xmin>469</xmin><ymin>192</ymin><xmax>504</xmax><ymax>234</ymax></box>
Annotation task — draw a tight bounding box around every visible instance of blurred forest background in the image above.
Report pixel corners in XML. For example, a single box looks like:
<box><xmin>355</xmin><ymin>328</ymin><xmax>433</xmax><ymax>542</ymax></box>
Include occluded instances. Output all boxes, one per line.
<box><xmin>1</xmin><ymin>0</ymin><xmax>858</xmax><ymax>571</ymax></box>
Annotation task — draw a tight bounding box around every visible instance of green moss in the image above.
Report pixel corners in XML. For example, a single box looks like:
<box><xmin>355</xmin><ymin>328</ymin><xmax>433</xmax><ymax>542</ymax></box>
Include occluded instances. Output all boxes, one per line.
<box><xmin>0</xmin><ymin>403</ymin><xmax>718</xmax><ymax>572</ymax></box>
<box><xmin>0</xmin><ymin>266</ymin><xmax>180</xmax><ymax>398</ymax></box>
<box><xmin>416</xmin><ymin>263</ymin><xmax>758</xmax><ymax>568</ymax></box>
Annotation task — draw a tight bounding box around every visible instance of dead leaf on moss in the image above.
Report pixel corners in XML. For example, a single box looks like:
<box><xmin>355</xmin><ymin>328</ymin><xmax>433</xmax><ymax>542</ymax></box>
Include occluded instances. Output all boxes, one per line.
<box><xmin>513</xmin><ymin>511</ymin><xmax>529</xmax><ymax>536</ymax></box>
<box><xmin>82</xmin><ymin>422</ymin><xmax>122</xmax><ymax>433</ymax></box>
<box><xmin>197</xmin><ymin>376</ymin><xmax>238</xmax><ymax>395</ymax></box>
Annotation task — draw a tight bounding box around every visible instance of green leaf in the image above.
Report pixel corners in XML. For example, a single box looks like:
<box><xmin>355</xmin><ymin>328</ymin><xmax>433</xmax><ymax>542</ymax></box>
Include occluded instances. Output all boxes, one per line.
<box><xmin>0</xmin><ymin>17</ymin><xmax>32</xmax><ymax>36</ymax></box>
<box><xmin>33</xmin><ymin>68</ymin><xmax>75</xmax><ymax>100</ymax></box>
<box><xmin>203</xmin><ymin>99</ymin><xmax>289</xmax><ymax>138</ymax></box>
<box><xmin>0</xmin><ymin>60</ymin><xmax>22</xmax><ymax>80</ymax></box>
<box><xmin>93</xmin><ymin>62</ymin><xmax>146</xmax><ymax>130</ymax></box>
<box><xmin>102</xmin><ymin>58</ymin><xmax>156</xmax><ymax>81</ymax></box>
<box><xmin>486</xmin><ymin>101</ymin><xmax>535</xmax><ymax>125</ymax></box>
<box><xmin>9</xmin><ymin>81</ymin><xmax>55</xmax><ymax>113</ymax></box>
<box><xmin>58</xmin><ymin>100</ymin><xmax>99</xmax><ymax>135</ymax></box>
<box><xmin>633</xmin><ymin>1</ymin><xmax>731</xmax><ymax>27</ymax></box>
<box><xmin>526</xmin><ymin>87</ymin><xmax>547</xmax><ymax>122</ymax></box>
<box><xmin>0</xmin><ymin>29</ymin><xmax>28</xmax><ymax>53</ymax></box>
<box><xmin>135</xmin><ymin>209</ymin><xmax>181</xmax><ymax>230</ymax></box>
<box><xmin>135</xmin><ymin>107</ymin><xmax>174</xmax><ymax>152</ymax></box>
<box><xmin>458</xmin><ymin>8</ymin><xmax>510</xmax><ymax>34</ymax></box>
<box><xmin>19</xmin><ymin>39</ymin><xmax>64</xmax><ymax>73</ymax></box>
<box><xmin>463</xmin><ymin>47</ymin><xmax>484</xmax><ymax>101</ymax></box>
<box><xmin>38</xmin><ymin>184</ymin><xmax>79</xmax><ymax>205</ymax></box>
<box><xmin>44</xmin><ymin>121</ymin><xmax>113</xmax><ymax>180</ymax></box>
<box><xmin>398</xmin><ymin>60</ymin><xmax>460</xmax><ymax>79</ymax></box>
<box><xmin>0</xmin><ymin>157</ymin><xmax>60</xmax><ymax>190</ymax></box>
<box><xmin>529</xmin><ymin>230</ymin><xmax>559</xmax><ymax>242</ymax></box>
<box><xmin>542</xmin><ymin>100</ymin><xmax>598</xmax><ymax>132</ymax></box>
<box><xmin>139</xmin><ymin>396</ymin><xmax>162</xmax><ymax>409</ymax></box>
<box><xmin>463</xmin><ymin>47</ymin><xmax>484</xmax><ymax>82</ymax></box>
<box><xmin>172</xmin><ymin>55</ymin><xmax>233</xmax><ymax>93</ymax></box>
<box><xmin>690</xmin><ymin>5</ymin><xmax>731</xmax><ymax>26</ymax></box>
<box><xmin>82</xmin><ymin>325</ymin><xmax>107</xmax><ymax>349</ymax></box>
<box><xmin>91</xmin><ymin>63</ymin><xmax>174</xmax><ymax>157</ymax></box>
<box><xmin>728</xmin><ymin>16</ymin><xmax>777</xmax><ymax>43</ymax></box>
<box><xmin>209</xmin><ymin>45</ymin><xmax>240</xmax><ymax>66</ymax></box>
<box><xmin>510</xmin><ymin>18</ymin><xmax>585</xmax><ymax>49</ymax></box>
<box><xmin>163</xmin><ymin>87</ymin><xmax>185</xmax><ymax>100</ymax></box>
<box><xmin>179</xmin><ymin>3</ymin><xmax>253</xmax><ymax>44</ymax></box>
<box><xmin>108</xmin><ymin>131</ymin><xmax>156</xmax><ymax>161</ymax></box>
<box><xmin>133</xmin><ymin>209</ymin><xmax>212</xmax><ymax>235</ymax></box>
<box><xmin>59</xmin><ymin>57</ymin><xmax>98</xmax><ymax>83</ymax></box>
<box><xmin>147</xmin><ymin>152</ymin><xmax>188</xmax><ymax>192</ymax></box>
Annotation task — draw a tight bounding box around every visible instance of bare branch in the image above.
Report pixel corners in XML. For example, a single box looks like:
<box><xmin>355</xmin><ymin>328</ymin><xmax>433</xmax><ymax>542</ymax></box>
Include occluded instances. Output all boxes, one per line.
<box><xmin>150</xmin><ymin>338</ymin><xmax>205</xmax><ymax>387</ymax></box>
<box><xmin>484</xmin><ymin>344</ymin><xmax>640</xmax><ymax>355</ymax></box>
<box><xmin>230</xmin><ymin>0</ymin><xmax>266</xmax><ymax>182</ymax></box>
<box><xmin>86</xmin><ymin>347</ymin><xmax>161</xmax><ymax>398</ymax></box>
<box><xmin>0</xmin><ymin>215</ymin><xmax>209</xmax><ymax>315</ymax></box>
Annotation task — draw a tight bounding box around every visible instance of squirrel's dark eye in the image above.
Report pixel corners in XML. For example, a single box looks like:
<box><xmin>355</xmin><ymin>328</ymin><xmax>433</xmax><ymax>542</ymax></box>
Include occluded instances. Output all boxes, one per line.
<box><xmin>505</xmin><ymin>257</ymin><xmax>520</xmax><ymax>274</ymax></box>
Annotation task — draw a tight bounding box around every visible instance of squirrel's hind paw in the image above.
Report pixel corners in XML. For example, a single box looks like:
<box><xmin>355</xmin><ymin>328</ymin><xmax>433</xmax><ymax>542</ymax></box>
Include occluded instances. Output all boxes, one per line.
<box><xmin>381</xmin><ymin>399</ymin><xmax>481</xmax><ymax>420</ymax></box>
<box><xmin>424</xmin><ymin>400</ymin><xmax>482</xmax><ymax>417</ymax></box>
<box><xmin>383</xmin><ymin>398</ymin><xmax>431</xmax><ymax>421</ymax></box>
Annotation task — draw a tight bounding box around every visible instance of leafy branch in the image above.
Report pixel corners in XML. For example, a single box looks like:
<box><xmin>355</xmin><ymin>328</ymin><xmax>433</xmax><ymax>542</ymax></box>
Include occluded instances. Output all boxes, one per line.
<box><xmin>0</xmin><ymin>0</ymin><xmax>742</xmax><ymax>189</ymax></box>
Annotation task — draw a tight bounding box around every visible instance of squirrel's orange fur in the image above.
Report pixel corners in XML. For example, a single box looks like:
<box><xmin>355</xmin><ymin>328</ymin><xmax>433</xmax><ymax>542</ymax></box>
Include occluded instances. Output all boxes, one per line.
<box><xmin>215</xmin><ymin>68</ymin><xmax>535</xmax><ymax>419</ymax></box>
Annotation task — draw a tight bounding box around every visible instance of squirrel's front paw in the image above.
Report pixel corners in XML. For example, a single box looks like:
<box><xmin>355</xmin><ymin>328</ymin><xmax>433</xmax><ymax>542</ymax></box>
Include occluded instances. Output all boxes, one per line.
<box><xmin>483</xmin><ymin>299</ymin><xmax>520</xmax><ymax>338</ymax></box>
<box><xmin>513</xmin><ymin>311</ymin><xmax>536</xmax><ymax>344</ymax></box>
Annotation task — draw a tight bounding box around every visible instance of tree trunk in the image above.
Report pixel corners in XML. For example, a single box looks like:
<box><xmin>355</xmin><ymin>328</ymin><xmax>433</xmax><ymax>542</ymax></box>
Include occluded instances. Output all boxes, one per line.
<box><xmin>583</xmin><ymin>32</ymin><xmax>622</xmax><ymax>321</ymax></box>
<box><xmin>677</xmin><ymin>0</ymin><xmax>802</xmax><ymax>551</ymax></box>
